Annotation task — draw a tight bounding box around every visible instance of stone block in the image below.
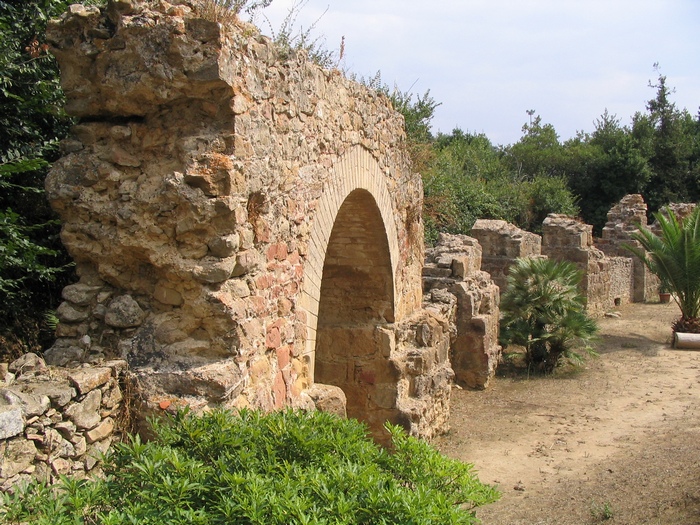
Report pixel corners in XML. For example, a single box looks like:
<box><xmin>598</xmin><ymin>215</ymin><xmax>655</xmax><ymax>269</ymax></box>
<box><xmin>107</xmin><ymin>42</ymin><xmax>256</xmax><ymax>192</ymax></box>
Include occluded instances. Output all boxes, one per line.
<box><xmin>0</xmin><ymin>439</ymin><xmax>37</xmax><ymax>479</ymax></box>
<box><xmin>0</xmin><ymin>389</ymin><xmax>50</xmax><ymax>418</ymax></box>
<box><xmin>65</xmin><ymin>389</ymin><xmax>102</xmax><ymax>429</ymax></box>
<box><xmin>105</xmin><ymin>295</ymin><xmax>145</xmax><ymax>328</ymax></box>
<box><xmin>86</xmin><ymin>417</ymin><xmax>114</xmax><ymax>444</ymax></box>
<box><xmin>62</xmin><ymin>283</ymin><xmax>102</xmax><ymax>305</ymax></box>
<box><xmin>0</xmin><ymin>407</ymin><xmax>24</xmax><ymax>440</ymax></box>
<box><xmin>68</xmin><ymin>367</ymin><xmax>112</xmax><ymax>395</ymax></box>
<box><xmin>8</xmin><ymin>353</ymin><xmax>48</xmax><ymax>376</ymax></box>
<box><xmin>306</xmin><ymin>383</ymin><xmax>347</xmax><ymax>418</ymax></box>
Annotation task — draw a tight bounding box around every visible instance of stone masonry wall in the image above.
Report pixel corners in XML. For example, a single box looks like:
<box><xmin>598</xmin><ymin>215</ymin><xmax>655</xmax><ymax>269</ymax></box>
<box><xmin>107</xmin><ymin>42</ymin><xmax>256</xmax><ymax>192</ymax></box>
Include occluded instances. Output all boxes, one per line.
<box><xmin>45</xmin><ymin>0</ymin><xmax>423</xmax><ymax>419</ymax></box>
<box><xmin>542</xmin><ymin>214</ymin><xmax>631</xmax><ymax>315</ymax></box>
<box><xmin>600</xmin><ymin>194</ymin><xmax>656</xmax><ymax>302</ymax></box>
<box><xmin>470</xmin><ymin>219</ymin><xmax>541</xmax><ymax>292</ymax></box>
<box><xmin>0</xmin><ymin>354</ymin><xmax>124</xmax><ymax>491</ymax></box>
<box><xmin>423</xmin><ymin>234</ymin><xmax>501</xmax><ymax>389</ymax></box>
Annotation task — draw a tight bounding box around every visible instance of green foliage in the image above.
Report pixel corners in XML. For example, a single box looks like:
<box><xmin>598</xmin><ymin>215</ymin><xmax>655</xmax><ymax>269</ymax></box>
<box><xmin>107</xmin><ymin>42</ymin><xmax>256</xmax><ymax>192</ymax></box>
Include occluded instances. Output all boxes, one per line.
<box><xmin>422</xmin><ymin>128</ymin><xmax>579</xmax><ymax>242</ymax></box>
<box><xmin>503</xmin><ymin>115</ymin><xmax>566</xmax><ymax>179</ymax></box>
<box><xmin>360</xmin><ymin>71</ymin><xmax>441</xmax><ymax>148</ymax></box>
<box><xmin>0</xmin><ymin>0</ymin><xmax>76</xmax><ymax>356</ymax></box>
<box><xmin>1</xmin><ymin>409</ymin><xmax>499</xmax><ymax>524</ymax></box>
<box><xmin>627</xmin><ymin>206</ymin><xmax>700</xmax><ymax>332</ymax></box>
<box><xmin>631</xmin><ymin>73</ymin><xmax>700</xmax><ymax>212</ymax></box>
<box><xmin>590</xmin><ymin>501</ymin><xmax>614</xmax><ymax>521</ymax></box>
<box><xmin>500</xmin><ymin>258</ymin><xmax>598</xmax><ymax>372</ymax></box>
<box><xmin>565</xmin><ymin>111</ymin><xmax>651</xmax><ymax>233</ymax></box>
<box><xmin>265</xmin><ymin>0</ymin><xmax>340</xmax><ymax>69</ymax></box>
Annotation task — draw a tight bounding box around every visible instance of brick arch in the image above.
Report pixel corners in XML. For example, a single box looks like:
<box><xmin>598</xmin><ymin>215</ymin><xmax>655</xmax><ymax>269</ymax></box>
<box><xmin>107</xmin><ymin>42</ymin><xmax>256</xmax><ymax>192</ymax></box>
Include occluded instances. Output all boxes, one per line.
<box><xmin>300</xmin><ymin>146</ymin><xmax>401</xmax><ymax>375</ymax></box>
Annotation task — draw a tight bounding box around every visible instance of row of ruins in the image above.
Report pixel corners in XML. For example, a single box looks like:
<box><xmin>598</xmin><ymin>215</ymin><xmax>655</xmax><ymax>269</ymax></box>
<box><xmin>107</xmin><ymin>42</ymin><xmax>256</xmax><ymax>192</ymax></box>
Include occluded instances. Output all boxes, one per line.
<box><xmin>0</xmin><ymin>0</ymin><xmax>690</xmax><ymax>489</ymax></box>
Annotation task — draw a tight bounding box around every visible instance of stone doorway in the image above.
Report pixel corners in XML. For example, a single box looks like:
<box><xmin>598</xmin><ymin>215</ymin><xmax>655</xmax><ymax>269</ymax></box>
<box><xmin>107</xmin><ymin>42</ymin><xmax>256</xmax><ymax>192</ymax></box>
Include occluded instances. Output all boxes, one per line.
<box><xmin>314</xmin><ymin>189</ymin><xmax>399</xmax><ymax>439</ymax></box>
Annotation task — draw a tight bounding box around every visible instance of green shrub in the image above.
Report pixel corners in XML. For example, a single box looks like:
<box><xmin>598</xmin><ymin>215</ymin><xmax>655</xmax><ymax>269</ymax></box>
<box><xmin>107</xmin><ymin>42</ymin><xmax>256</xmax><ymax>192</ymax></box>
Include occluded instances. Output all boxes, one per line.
<box><xmin>500</xmin><ymin>257</ymin><xmax>598</xmax><ymax>372</ymax></box>
<box><xmin>1</xmin><ymin>409</ymin><xmax>499</xmax><ymax>524</ymax></box>
<box><xmin>627</xmin><ymin>205</ymin><xmax>700</xmax><ymax>333</ymax></box>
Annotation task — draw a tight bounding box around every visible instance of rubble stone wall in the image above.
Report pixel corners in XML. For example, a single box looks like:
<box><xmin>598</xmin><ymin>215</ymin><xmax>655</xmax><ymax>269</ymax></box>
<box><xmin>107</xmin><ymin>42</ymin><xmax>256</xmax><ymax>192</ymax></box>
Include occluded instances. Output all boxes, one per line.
<box><xmin>0</xmin><ymin>354</ymin><xmax>125</xmax><ymax>491</ymax></box>
<box><xmin>470</xmin><ymin>219</ymin><xmax>541</xmax><ymax>292</ymax></box>
<box><xmin>42</xmin><ymin>0</ymin><xmax>473</xmax><ymax>446</ymax></box>
<box><xmin>600</xmin><ymin>194</ymin><xmax>657</xmax><ymax>302</ymax></box>
<box><xmin>422</xmin><ymin>234</ymin><xmax>501</xmax><ymax>390</ymax></box>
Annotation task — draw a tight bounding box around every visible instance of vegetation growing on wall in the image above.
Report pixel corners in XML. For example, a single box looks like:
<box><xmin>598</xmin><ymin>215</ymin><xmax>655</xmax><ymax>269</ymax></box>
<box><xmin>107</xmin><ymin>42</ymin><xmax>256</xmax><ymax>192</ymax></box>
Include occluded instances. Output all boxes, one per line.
<box><xmin>1</xmin><ymin>409</ymin><xmax>500</xmax><ymax>524</ymax></box>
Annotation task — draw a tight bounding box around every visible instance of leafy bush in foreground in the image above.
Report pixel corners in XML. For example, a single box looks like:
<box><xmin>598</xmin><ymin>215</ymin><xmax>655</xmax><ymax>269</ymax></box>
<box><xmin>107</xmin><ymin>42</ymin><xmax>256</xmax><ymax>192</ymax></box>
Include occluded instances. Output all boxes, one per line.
<box><xmin>1</xmin><ymin>409</ymin><xmax>499</xmax><ymax>524</ymax></box>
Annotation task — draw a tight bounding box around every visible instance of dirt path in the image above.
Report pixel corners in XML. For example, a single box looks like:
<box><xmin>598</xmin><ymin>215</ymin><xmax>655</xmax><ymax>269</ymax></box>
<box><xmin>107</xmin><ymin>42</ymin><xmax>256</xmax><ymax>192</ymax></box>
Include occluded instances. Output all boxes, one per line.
<box><xmin>435</xmin><ymin>302</ymin><xmax>700</xmax><ymax>525</ymax></box>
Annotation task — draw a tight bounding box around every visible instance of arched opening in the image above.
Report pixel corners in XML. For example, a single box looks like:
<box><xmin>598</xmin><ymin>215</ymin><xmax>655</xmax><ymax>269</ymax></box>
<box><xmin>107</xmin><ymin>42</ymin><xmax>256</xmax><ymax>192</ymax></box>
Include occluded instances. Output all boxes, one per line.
<box><xmin>314</xmin><ymin>189</ymin><xmax>398</xmax><ymax>440</ymax></box>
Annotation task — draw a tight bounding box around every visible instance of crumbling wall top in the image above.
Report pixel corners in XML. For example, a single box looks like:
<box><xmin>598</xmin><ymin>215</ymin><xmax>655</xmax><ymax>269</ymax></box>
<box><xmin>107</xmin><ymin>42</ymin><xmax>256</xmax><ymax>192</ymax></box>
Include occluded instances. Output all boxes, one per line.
<box><xmin>471</xmin><ymin>219</ymin><xmax>541</xmax><ymax>258</ymax></box>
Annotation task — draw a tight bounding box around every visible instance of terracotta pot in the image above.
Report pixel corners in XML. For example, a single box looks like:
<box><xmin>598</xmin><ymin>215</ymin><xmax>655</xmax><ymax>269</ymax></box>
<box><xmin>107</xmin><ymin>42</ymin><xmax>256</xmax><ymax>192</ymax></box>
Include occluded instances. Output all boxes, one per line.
<box><xmin>659</xmin><ymin>292</ymin><xmax>671</xmax><ymax>303</ymax></box>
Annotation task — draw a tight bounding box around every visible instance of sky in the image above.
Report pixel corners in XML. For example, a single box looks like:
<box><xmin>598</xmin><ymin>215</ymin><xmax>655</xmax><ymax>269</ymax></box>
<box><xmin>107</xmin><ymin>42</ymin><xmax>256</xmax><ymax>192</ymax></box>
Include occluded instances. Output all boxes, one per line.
<box><xmin>258</xmin><ymin>0</ymin><xmax>700</xmax><ymax>146</ymax></box>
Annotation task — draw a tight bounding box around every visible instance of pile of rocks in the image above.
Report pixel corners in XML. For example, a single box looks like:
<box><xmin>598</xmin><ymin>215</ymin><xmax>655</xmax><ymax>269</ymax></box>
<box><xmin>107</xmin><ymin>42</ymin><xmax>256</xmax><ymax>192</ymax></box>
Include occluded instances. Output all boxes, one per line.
<box><xmin>0</xmin><ymin>353</ymin><xmax>126</xmax><ymax>491</ymax></box>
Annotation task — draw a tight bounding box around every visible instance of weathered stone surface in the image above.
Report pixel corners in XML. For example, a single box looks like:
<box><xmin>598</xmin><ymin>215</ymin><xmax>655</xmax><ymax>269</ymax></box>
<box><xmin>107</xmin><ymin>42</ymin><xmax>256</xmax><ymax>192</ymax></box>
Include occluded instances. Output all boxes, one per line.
<box><xmin>0</xmin><ymin>389</ymin><xmax>50</xmax><ymax>418</ymax></box>
<box><xmin>0</xmin><ymin>360</ymin><xmax>124</xmax><ymax>490</ymax></box>
<box><xmin>56</xmin><ymin>302</ymin><xmax>91</xmax><ymax>323</ymax></box>
<box><xmin>44</xmin><ymin>0</ymin><xmax>425</xmax><ymax>443</ymax></box>
<box><xmin>67</xmin><ymin>367</ymin><xmax>112</xmax><ymax>395</ymax></box>
<box><xmin>43</xmin><ymin>343</ymin><xmax>85</xmax><ymax>367</ymax></box>
<box><xmin>86</xmin><ymin>417</ymin><xmax>114</xmax><ymax>444</ymax></box>
<box><xmin>0</xmin><ymin>407</ymin><xmax>24</xmax><ymax>440</ymax></box>
<box><xmin>65</xmin><ymin>389</ymin><xmax>101</xmax><ymax>429</ymax></box>
<box><xmin>208</xmin><ymin>233</ymin><xmax>240</xmax><ymax>258</ymax></box>
<box><xmin>306</xmin><ymin>384</ymin><xmax>347</xmax><ymax>418</ymax></box>
<box><xmin>104</xmin><ymin>295</ymin><xmax>145</xmax><ymax>328</ymax></box>
<box><xmin>9</xmin><ymin>353</ymin><xmax>48</xmax><ymax>376</ymax></box>
<box><xmin>0</xmin><ymin>439</ymin><xmax>37</xmax><ymax>478</ymax></box>
<box><xmin>17</xmin><ymin>381</ymin><xmax>75</xmax><ymax>408</ymax></box>
<box><xmin>470</xmin><ymin>220</ymin><xmax>542</xmax><ymax>292</ymax></box>
<box><xmin>62</xmin><ymin>283</ymin><xmax>102</xmax><ymax>305</ymax></box>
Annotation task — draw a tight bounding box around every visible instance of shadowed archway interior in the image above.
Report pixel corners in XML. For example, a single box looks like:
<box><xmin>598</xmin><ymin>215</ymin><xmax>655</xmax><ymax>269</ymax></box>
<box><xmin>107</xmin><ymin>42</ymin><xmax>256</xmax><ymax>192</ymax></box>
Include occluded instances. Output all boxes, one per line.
<box><xmin>314</xmin><ymin>189</ymin><xmax>398</xmax><ymax>438</ymax></box>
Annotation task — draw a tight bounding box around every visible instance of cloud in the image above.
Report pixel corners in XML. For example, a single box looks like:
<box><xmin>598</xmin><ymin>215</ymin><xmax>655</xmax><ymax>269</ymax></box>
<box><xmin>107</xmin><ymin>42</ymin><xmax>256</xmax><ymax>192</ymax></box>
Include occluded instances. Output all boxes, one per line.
<box><xmin>261</xmin><ymin>0</ymin><xmax>700</xmax><ymax>145</ymax></box>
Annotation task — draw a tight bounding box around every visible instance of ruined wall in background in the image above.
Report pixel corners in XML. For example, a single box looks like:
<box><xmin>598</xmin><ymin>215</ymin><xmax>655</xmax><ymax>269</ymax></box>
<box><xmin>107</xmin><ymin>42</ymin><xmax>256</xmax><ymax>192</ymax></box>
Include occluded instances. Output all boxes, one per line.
<box><xmin>541</xmin><ymin>214</ymin><xmax>632</xmax><ymax>315</ymax></box>
<box><xmin>472</xmin><ymin>194</ymin><xmax>673</xmax><ymax>315</ymax></box>
<box><xmin>422</xmin><ymin>234</ymin><xmax>501</xmax><ymax>390</ymax></box>
<box><xmin>600</xmin><ymin>194</ymin><xmax>657</xmax><ymax>302</ymax></box>
<box><xmin>470</xmin><ymin>219</ymin><xmax>541</xmax><ymax>292</ymax></box>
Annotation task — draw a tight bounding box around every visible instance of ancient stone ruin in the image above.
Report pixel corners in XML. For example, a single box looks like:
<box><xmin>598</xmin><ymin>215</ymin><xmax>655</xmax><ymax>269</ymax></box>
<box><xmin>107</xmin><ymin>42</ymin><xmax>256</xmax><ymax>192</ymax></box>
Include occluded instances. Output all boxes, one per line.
<box><xmin>38</xmin><ymin>0</ymin><xmax>500</xmax><ymax>445</ymax></box>
<box><xmin>0</xmin><ymin>354</ymin><xmax>126</xmax><ymax>490</ymax></box>
<box><xmin>2</xmin><ymin>0</ymin><xmax>689</xmax><ymax>491</ymax></box>
<box><xmin>473</xmin><ymin>194</ymin><xmax>672</xmax><ymax>315</ymax></box>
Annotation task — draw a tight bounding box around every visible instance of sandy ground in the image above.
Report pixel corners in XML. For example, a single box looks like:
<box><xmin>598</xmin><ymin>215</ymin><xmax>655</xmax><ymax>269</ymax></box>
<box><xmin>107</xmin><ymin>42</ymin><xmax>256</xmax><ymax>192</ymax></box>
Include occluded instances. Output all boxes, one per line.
<box><xmin>434</xmin><ymin>301</ymin><xmax>700</xmax><ymax>525</ymax></box>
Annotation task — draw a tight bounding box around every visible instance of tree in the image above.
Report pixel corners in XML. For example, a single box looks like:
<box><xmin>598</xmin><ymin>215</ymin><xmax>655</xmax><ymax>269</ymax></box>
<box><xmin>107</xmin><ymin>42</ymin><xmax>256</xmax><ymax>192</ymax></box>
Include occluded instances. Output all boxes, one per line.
<box><xmin>566</xmin><ymin>111</ymin><xmax>650</xmax><ymax>233</ymax></box>
<box><xmin>0</xmin><ymin>0</ymin><xmax>78</xmax><ymax>357</ymax></box>
<box><xmin>503</xmin><ymin>114</ymin><xmax>566</xmax><ymax>180</ymax></box>
<box><xmin>631</xmin><ymin>73</ymin><xmax>700</xmax><ymax>211</ymax></box>
<box><xmin>500</xmin><ymin>257</ymin><xmax>598</xmax><ymax>373</ymax></box>
<box><xmin>627</xmin><ymin>206</ymin><xmax>700</xmax><ymax>334</ymax></box>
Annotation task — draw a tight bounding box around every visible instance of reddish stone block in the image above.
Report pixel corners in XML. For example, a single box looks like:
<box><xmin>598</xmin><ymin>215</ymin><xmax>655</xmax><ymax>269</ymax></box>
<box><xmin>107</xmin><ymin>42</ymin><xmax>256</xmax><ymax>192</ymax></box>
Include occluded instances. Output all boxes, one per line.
<box><xmin>255</xmin><ymin>273</ymin><xmax>274</xmax><ymax>290</ymax></box>
<box><xmin>250</xmin><ymin>296</ymin><xmax>267</xmax><ymax>316</ymax></box>
<box><xmin>355</xmin><ymin>368</ymin><xmax>376</xmax><ymax>385</ymax></box>
<box><xmin>273</xmin><ymin>371</ymin><xmax>286</xmax><ymax>409</ymax></box>
<box><xmin>266</xmin><ymin>326</ymin><xmax>281</xmax><ymax>349</ymax></box>
<box><xmin>276</xmin><ymin>345</ymin><xmax>291</xmax><ymax>369</ymax></box>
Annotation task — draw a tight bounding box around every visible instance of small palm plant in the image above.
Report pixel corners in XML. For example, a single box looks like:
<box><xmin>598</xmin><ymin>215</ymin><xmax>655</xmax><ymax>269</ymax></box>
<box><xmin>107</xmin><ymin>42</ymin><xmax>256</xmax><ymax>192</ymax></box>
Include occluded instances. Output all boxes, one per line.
<box><xmin>500</xmin><ymin>257</ymin><xmax>598</xmax><ymax>373</ymax></box>
<box><xmin>626</xmin><ymin>206</ymin><xmax>700</xmax><ymax>333</ymax></box>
